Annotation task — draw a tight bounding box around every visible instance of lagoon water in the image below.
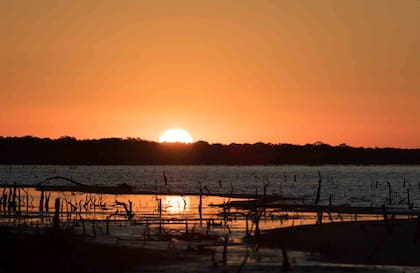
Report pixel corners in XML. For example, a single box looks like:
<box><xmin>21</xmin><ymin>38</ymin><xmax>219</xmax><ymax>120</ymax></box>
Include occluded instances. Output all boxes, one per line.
<box><xmin>1</xmin><ymin>165</ymin><xmax>420</xmax><ymax>208</ymax></box>
<box><xmin>2</xmin><ymin>165</ymin><xmax>420</xmax><ymax>273</ymax></box>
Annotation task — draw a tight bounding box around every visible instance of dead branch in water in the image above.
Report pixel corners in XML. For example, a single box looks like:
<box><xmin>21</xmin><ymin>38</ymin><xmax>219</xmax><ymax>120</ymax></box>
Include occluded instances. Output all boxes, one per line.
<box><xmin>115</xmin><ymin>200</ymin><xmax>134</xmax><ymax>220</ymax></box>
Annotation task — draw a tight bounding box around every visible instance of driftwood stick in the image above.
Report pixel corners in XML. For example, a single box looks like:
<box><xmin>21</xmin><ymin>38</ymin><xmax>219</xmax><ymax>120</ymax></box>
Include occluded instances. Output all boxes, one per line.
<box><xmin>282</xmin><ymin>248</ymin><xmax>292</xmax><ymax>271</ymax></box>
<box><xmin>163</xmin><ymin>171</ymin><xmax>168</xmax><ymax>186</ymax></box>
<box><xmin>3</xmin><ymin>192</ymin><xmax>7</xmax><ymax>212</ymax></box>
<box><xmin>8</xmin><ymin>188</ymin><xmax>12</xmax><ymax>213</ymax></box>
<box><xmin>39</xmin><ymin>191</ymin><xmax>44</xmax><ymax>221</ymax></box>
<box><xmin>17</xmin><ymin>186</ymin><xmax>21</xmax><ymax>216</ymax></box>
<box><xmin>254</xmin><ymin>211</ymin><xmax>262</xmax><ymax>236</ymax></box>
<box><xmin>222</xmin><ymin>234</ymin><xmax>228</xmax><ymax>264</ymax></box>
<box><xmin>199</xmin><ymin>188</ymin><xmax>203</xmax><ymax>223</ymax></box>
<box><xmin>45</xmin><ymin>192</ymin><xmax>51</xmax><ymax>213</ymax></box>
<box><xmin>382</xmin><ymin>205</ymin><xmax>392</xmax><ymax>233</ymax></box>
<box><xmin>12</xmin><ymin>183</ymin><xmax>17</xmax><ymax>213</ymax></box>
<box><xmin>315</xmin><ymin>171</ymin><xmax>322</xmax><ymax>205</ymax></box>
<box><xmin>245</xmin><ymin>213</ymin><xmax>249</xmax><ymax>237</ymax></box>
<box><xmin>53</xmin><ymin>198</ymin><xmax>60</xmax><ymax>230</ymax></box>
<box><xmin>386</xmin><ymin>181</ymin><xmax>392</xmax><ymax>205</ymax></box>
<box><xmin>1</xmin><ymin>188</ymin><xmax>6</xmax><ymax>212</ymax></box>
<box><xmin>26</xmin><ymin>190</ymin><xmax>29</xmax><ymax>216</ymax></box>
<box><xmin>236</xmin><ymin>249</ymin><xmax>249</xmax><ymax>273</ymax></box>
<box><xmin>407</xmin><ymin>184</ymin><xmax>413</xmax><ymax>210</ymax></box>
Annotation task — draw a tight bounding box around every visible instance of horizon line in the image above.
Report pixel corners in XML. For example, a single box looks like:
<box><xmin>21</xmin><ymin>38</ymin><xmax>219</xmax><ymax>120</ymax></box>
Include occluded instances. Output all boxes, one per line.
<box><xmin>1</xmin><ymin>135</ymin><xmax>419</xmax><ymax>150</ymax></box>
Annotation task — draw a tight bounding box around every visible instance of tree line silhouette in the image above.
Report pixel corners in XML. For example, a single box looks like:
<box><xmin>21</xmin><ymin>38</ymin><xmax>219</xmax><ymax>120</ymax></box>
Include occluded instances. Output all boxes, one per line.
<box><xmin>0</xmin><ymin>136</ymin><xmax>419</xmax><ymax>165</ymax></box>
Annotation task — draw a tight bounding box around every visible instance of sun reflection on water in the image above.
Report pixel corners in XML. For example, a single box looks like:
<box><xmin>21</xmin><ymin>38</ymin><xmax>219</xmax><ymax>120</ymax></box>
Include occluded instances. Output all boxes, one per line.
<box><xmin>165</xmin><ymin>195</ymin><xmax>190</xmax><ymax>213</ymax></box>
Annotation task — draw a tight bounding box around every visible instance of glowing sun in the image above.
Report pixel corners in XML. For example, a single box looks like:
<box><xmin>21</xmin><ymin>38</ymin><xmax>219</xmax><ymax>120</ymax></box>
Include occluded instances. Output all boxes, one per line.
<box><xmin>159</xmin><ymin>128</ymin><xmax>193</xmax><ymax>143</ymax></box>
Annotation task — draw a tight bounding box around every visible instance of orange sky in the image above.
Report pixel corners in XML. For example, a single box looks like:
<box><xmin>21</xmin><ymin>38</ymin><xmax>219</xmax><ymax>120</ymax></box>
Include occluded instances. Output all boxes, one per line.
<box><xmin>1</xmin><ymin>0</ymin><xmax>419</xmax><ymax>148</ymax></box>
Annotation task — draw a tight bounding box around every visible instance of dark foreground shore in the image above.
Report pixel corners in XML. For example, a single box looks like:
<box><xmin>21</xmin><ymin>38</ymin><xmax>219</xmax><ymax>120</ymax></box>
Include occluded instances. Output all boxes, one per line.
<box><xmin>257</xmin><ymin>219</ymin><xmax>420</xmax><ymax>266</ymax></box>
<box><xmin>0</xmin><ymin>227</ymin><xmax>181</xmax><ymax>273</ymax></box>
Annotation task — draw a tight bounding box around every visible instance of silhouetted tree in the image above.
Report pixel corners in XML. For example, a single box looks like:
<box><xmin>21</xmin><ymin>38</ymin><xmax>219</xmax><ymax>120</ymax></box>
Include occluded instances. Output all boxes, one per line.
<box><xmin>0</xmin><ymin>136</ymin><xmax>419</xmax><ymax>165</ymax></box>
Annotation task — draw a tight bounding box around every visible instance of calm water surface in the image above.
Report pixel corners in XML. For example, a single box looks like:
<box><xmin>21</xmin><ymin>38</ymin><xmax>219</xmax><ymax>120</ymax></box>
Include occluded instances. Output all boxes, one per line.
<box><xmin>1</xmin><ymin>165</ymin><xmax>420</xmax><ymax>207</ymax></box>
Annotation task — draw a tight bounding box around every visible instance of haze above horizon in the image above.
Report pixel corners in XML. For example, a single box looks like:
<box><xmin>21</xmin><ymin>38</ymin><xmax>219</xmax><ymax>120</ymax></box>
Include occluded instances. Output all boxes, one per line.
<box><xmin>1</xmin><ymin>1</ymin><xmax>419</xmax><ymax>148</ymax></box>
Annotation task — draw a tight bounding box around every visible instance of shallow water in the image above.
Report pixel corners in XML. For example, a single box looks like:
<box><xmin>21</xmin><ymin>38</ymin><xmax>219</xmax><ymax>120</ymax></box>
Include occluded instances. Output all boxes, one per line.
<box><xmin>1</xmin><ymin>187</ymin><xmax>401</xmax><ymax>272</ymax></box>
<box><xmin>1</xmin><ymin>165</ymin><xmax>420</xmax><ymax>272</ymax></box>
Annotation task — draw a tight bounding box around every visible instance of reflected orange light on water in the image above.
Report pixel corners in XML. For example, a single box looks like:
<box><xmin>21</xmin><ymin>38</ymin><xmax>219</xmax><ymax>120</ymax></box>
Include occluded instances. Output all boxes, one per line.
<box><xmin>0</xmin><ymin>188</ymin><xmax>385</xmax><ymax>234</ymax></box>
<box><xmin>164</xmin><ymin>195</ymin><xmax>190</xmax><ymax>214</ymax></box>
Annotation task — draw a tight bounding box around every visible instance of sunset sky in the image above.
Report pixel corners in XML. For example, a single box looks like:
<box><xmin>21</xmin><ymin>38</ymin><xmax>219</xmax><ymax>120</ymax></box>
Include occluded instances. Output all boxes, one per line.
<box><xmin>1</xmin><ymin>0</ymin><xmax>419</xmax><ymax>148</ymax></box>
